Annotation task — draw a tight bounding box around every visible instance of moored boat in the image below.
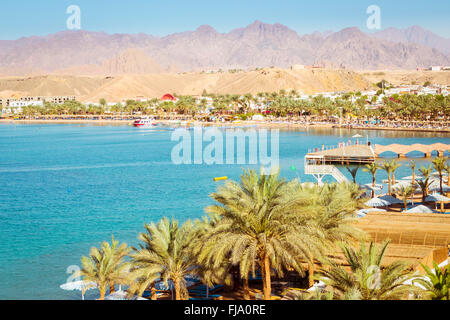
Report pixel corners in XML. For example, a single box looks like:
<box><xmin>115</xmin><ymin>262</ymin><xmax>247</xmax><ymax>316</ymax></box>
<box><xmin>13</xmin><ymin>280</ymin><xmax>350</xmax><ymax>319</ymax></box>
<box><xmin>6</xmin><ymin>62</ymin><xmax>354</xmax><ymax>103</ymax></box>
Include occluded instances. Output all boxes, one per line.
<box><xmin>133</xmin><ymin>118</ymin><xmax>156</xmax><ymax>127</ymax></box>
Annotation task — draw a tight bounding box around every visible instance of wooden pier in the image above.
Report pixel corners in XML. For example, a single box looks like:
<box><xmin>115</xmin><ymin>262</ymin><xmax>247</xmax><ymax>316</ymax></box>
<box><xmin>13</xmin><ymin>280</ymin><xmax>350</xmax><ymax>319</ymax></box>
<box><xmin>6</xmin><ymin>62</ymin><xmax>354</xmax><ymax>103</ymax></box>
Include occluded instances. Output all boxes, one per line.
<box><xmin>306</xmin><ymin>144</ymin><xmax>376</xmax><ymax>165</ymax></box>
<box><xmin>306</xmin><ymin>142</ymin><xmax>450</xmax><ymax>165</ymax></box>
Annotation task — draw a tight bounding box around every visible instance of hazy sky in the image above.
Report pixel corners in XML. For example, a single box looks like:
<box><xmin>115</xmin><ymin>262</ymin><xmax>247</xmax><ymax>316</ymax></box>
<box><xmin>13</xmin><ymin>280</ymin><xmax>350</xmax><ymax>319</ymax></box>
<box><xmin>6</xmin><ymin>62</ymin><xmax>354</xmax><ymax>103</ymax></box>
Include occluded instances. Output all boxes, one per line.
<box><xmin>0</xmin><ymin>0</ymin><xmax>449</xmax><ymax>40</ymax></box>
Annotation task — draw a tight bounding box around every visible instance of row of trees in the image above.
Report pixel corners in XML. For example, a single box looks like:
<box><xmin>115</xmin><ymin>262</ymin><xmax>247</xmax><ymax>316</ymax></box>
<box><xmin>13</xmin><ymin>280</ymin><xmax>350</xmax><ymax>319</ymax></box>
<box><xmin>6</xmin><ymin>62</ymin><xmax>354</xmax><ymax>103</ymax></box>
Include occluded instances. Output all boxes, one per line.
<box><xmin>76</xmin><ymin>169</ymin><xmax>449</xmax><ymax>300</ymax></box>
<box><xmin>361</xmin><ymin>157</ymin><xmax>450</xmax><ymax>203</ymax></box>
<box><xmin>14</xmin><ymin>91</ymin><xmax>450</xmax><ymax>122</ymax></box>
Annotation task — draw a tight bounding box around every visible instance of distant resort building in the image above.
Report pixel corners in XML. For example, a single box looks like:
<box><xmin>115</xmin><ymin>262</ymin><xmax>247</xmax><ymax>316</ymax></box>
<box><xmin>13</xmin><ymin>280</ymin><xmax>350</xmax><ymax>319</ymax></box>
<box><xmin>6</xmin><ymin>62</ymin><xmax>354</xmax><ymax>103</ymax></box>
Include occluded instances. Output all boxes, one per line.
<box><xmin>430</xmin><ymin>66</ymin><xmax>443</xmax><ymax>71</ymax></box>
<box><xmin>290</xmin><ymin>64</ymin><xmax>305</xmax><ymax>70</ymax></box>
<box><xmin>1</xmin><ymin>95</ymin><xmax>76</xmax><ymax>114</ymax></box>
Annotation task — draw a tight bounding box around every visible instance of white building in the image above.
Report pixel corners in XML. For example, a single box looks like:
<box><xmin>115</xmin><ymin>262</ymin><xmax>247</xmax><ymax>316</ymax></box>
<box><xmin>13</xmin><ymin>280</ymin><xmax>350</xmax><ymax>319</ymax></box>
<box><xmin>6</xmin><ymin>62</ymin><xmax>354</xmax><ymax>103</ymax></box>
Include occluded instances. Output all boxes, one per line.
<box><xmin>430</xmin><ymin>66</ymin><xmax>442</xmax><ymax>71</ymax></box>
<box><xmin>9</xmin><ymin>100</ymin><xmax>43</xmax><ymax>108</ymax></box>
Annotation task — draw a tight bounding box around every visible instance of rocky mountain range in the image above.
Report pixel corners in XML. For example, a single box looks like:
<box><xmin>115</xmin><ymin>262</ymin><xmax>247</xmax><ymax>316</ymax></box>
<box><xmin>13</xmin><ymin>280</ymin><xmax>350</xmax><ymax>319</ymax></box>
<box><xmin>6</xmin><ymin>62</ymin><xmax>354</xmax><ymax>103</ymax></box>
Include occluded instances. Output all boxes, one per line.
<box><xmin>373</xmin><ymin>25</ymin><xmax>450</xmax><ymax>55</ymax></box>
<box><xmin>0</xmin><ymin>21</ymin><xmax>449</xmax><ymax>76</ymax></box>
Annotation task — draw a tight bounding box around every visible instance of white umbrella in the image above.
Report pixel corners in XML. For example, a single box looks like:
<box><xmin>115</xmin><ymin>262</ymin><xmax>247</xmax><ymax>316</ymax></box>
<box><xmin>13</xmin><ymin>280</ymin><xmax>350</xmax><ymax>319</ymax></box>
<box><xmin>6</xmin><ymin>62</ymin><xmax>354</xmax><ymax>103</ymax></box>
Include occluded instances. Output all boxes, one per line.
<box><xmin>425</xmin><ymin>193</ymin><xmax>450</xmax><ymax>202</ymax></box>
<box><xmin>399</xmin><ymin>176</ymin><xmax>424</xmax><ymax>182</ymax></box>
<box><xmin>105</xmin><ymin>290</ymin><xmax>148</xmax><ymax>301</ymax></box>
<box><xmin>429</xmin><ymin>185</ymin><xmax>450</xmax><ymax>193</ymax></box>
<box><xmin>363</xmin><ymin>184</ymin><xmax>383</xmax><ymax>191</ymax></box>
<box><xmin>402</xmin><ymin>205</ymin><xmax>439</xmax><ymax>214</ymax></box>
<box><xmin>352</xmin><ymin>134</ymin><xmax>363</xmax><ymax>138</ymax></box>
<box><xmin>392</xmin><ymin>181</ymin><xmax>413</xmax><ymax>190</ymax></box>
<box><xmin>364</xmin><ymin>197</ymin><xmax>391</xmax><ymax>207</ymax></box>
<box><xmin>379</xmin><ymin>195</ymin><xmax>404</xmax><ymax>205</ymax></box>
<box><xmin>60</xmin><ymin>280</ymin><xmax>97</xmax><ymax>300</ymax></box>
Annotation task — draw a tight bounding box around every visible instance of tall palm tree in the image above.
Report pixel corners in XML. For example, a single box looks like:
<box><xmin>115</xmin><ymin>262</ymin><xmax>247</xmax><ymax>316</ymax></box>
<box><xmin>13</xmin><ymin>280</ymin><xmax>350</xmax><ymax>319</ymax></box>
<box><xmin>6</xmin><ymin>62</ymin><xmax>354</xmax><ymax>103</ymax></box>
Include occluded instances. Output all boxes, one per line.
<box><xmin>444</xmin><ymin>163</ymin><xmax>450</xmax><ymax>187</ymax></box>
<box><xmin>432</xmin><ymin>157</ymin><xmax>448</xmax><ymax>195</ymax></box>
<box><xmin>199</xmin><ymin>169</ymin><xmax>363</xmax><ymax>300</ymax></box>
<box><xmin>128</xmin><ymin>217</ymin><xmax>197</xmax><ymax>300</ymax></box>
<box><xmin>407</xmin><ymin>160</ymin><xmax>417</xmax><ymax>185</ymax></box>
<box><xmin>391</xmin><ymin>160</ymin><xmax>402</xmax><ymax>186</ymax></box>
<box><xmin>318</xmin><ymin>241</ymin><xmax>420</xmax><ymax>300</ymax></box>
<box><xmin>78</xmin><ymin>236</ymin><xmax>130</xmax><ymax>300</ymax></box>
<box><xmin>381</xmin><ymin>161</ymin><xmax>394</xmax><ymax>195</ymax></box>
<box><xmin>190</xmin><ymin>214</ymin><xmax>233</xmax><ymax>293</ymax></box>
<box><xmin>396</xmin><ymin>184</ymin><xmax>415</xmax><ymax>211</ymax></box>
<box><xmin>363</xmin><ymin>163</ymin><xmax>381</xmax><ymax>198</ymax></box>
<box><xmin>418</xmin><ymin>165</ymin><xmax>433</xmax><ymax>202</ymax></box>
<box><xmin>413</xmin><ymin>262</ymin><xmax>449</xmax><ymax>300</ymax></box>
<box><xmin>199</xmin><ymin>169</ymin><xmax>325</xmax><ymax>300</ymax></box>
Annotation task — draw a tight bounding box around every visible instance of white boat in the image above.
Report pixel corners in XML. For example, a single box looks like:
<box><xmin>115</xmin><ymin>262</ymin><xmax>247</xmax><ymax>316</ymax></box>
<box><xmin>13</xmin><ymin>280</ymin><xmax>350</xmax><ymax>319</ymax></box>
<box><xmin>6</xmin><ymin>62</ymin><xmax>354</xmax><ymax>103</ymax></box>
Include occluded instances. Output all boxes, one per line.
<box><xmin>133</xmin><ymin>118</ymin><xmax>156</xmax><ymax>127</ymax></box>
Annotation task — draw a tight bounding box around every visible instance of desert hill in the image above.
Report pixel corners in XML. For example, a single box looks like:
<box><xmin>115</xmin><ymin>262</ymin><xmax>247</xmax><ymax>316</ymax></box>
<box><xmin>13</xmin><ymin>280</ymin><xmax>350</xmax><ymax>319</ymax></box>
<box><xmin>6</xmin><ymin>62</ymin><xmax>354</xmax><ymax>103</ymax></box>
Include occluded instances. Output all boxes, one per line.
<box><xmin>0</xmin><ymin>68</ymin><xmax>372</xmax><ymax>102</ymax></box>
<box><xmin>360</xmin><ymin>70</ymin><xmax>450</xmax><ymax>87</ymax></box>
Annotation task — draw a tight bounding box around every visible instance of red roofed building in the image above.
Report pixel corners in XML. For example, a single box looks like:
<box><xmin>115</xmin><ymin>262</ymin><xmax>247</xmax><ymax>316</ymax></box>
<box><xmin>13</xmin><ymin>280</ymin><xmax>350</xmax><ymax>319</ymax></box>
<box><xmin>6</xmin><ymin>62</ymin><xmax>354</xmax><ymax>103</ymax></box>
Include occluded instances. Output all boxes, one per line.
<box><xmin>161</xmin><ymin>94</ymin><xmax>178</xmax><ymax>101</ymax></box>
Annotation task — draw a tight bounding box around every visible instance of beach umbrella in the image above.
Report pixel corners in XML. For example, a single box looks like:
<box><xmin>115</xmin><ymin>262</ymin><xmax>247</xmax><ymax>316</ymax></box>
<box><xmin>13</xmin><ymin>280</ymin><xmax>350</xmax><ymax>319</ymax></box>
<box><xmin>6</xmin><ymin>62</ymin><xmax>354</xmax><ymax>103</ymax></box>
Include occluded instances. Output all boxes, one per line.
<box><xmin>364</xmin><ymin>197</ymin><xmax>391</xmax><ymax>207</ymax></box>
<box><xmin>352</xmin><ymin>134</ymin><xmax>363</xmax><ymax>138</ymax></box>
<box><xmin>425</xmin><ymin>193</ymin><xmax>450</xmax><ymax>202</ymax></box>
<box><xmin>402</xmin><ymin>205</ymin><xmax>439</xmax><ymax>214</ymax></box>
<box><xmin>425</xmin><ymin>193</ymin><xmax>450</xmax><ymax>212</ymax></box>
<box><xmin>392</xmin><ymin>180</ymin><xmax>413</xmax><ymax>190</ymax></box>
<box><xmin>429</xmin><ymin>185</ymin><xmax>450</xmax><ymax>193</ymax></box>
<box><xmin>363</xmin><ymin>184</ymin><xmax>383</xmax><ymax>191</ymax></box>
<box><xmin>379</xmin><ymin>195</ymin><xmax>404</xmax><ymax>205</ymax></box>
<box><xmin>60</xmin><ymin>280</ymin><xmax>97</xmax><ymax>300</ymax></box>
<box><xmin>105</xmin><ymin>290</ymin><xmax>147</xmax><ymax>301</ymax></box>
<box><xmin>399</xmin><ymin>176</ymin><xmax>424</xmax><ymax>182</ymax></box>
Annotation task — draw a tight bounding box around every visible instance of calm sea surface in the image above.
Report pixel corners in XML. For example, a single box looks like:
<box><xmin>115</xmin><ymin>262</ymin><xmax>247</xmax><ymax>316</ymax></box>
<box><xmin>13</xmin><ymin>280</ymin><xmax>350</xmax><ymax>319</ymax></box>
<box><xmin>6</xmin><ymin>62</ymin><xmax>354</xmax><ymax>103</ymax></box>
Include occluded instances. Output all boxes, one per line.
<box><xmin>0</xmin><ymin>123</ymin><xmax>448</xmax><ymax>299</ymax></box>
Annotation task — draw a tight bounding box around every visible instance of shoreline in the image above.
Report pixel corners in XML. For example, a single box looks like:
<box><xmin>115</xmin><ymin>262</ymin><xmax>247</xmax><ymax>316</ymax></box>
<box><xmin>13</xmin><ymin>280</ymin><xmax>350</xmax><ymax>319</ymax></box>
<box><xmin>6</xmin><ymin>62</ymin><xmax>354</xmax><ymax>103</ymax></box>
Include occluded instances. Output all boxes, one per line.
<box><xmin>0</xmin><ymin>119</ymin><xmax>449</xmax><ymax>133</ymax></box>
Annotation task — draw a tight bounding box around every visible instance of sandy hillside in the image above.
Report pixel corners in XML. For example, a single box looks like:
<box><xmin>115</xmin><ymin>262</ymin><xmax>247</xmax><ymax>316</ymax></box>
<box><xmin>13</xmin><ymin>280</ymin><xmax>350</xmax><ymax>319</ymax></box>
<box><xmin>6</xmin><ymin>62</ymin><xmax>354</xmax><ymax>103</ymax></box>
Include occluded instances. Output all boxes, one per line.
<box><xmin>0</xmin><ymin>68</ymin><xmax>373</xmax><ymax>102</ymax></box>
<box><xmin>359</xmin><ymin>70</ymin><xmax>450</xmax><ymax>86</ymax></box>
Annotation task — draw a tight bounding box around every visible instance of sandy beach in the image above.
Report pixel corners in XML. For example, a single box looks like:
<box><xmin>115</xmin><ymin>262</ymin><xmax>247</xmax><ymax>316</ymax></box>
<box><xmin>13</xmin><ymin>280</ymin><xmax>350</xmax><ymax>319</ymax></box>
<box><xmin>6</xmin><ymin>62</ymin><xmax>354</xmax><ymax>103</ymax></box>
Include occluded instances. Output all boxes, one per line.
<box><xmin>1</xmin><ymin>118</ymin><xmax>449</xmax><ymax>133</ymax></box>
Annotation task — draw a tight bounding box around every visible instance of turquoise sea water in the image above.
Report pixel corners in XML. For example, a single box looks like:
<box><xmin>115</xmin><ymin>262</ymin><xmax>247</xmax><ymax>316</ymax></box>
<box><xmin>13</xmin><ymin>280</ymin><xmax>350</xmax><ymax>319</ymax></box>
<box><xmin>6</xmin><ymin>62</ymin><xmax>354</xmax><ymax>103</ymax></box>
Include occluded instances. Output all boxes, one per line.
<box><xmin>0</xmin><ymin>123</ymin><xmax>448</xmax><ymax>300</ymax></box>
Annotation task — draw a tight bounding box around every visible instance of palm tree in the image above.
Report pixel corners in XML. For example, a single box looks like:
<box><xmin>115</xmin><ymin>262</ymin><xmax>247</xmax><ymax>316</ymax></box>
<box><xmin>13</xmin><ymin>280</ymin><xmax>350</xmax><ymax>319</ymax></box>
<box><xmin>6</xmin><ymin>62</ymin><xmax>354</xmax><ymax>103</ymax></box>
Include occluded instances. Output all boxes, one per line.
<box><xmin>346</xmin><ymin>166</ymin><xmax>359</xmax><ymax>184</ymax></box>
<box><xmin>363</xmin><ymin>163</ymin><xmax>381</xmax><ymax>198</ymax></box>
<box><xmin>407</xmin><ymin>160</ymin><xmax>417</xmax><ymax>185</ymax></box>
<box><xmin>418</xmin><ymin>165</ymin><xmax>433</xmax><ymax>202</ymax></box>
<box><xmin>432</xmin><ymin>157</ymin><xmax>448</xmax><ymax>195</ymax></box>
<box><xmin>78</xmin><ymin>236</ymin><xmax>130</xmax><ymax>300</ymax></box>
<box><xmin>128</xmin><ymin>217</ymin><xmax>197</xmax><ymax>300</ymax></box>
<box><xmin>391</xmin><ymin>160</ymin><xmax>402</xmax><ymax>186</ymax></box>
<box><xmin>318</xmin><ymin>241</ymin><xmax>420</xmax><ymax>300</ymax></box>
<box><xmin>413</xmin><ymin>262</ymin><xmax>449</xmax><ymax>300</ymax></box>
<box><xmin>444</xmin><ymin>163</ymin><xmax>450</xmax><ymax>187</ymax></box>
<box><xmin>199</xmin><ymin>169</ymin><xmax>327</xmax><ymax>300</ymax></box>
<box><xmin>381</xmin><ymin>161</ymin><xmax>394</xmax><ymax>195</ymax></box>
<box><xmin>396</xmin><ymin>184</ymin><xmax>415</xmax><ymax>211</ymax></box>
<box><xmin>200</xmin><ymin>169</ymin><xmax>364</xmax><ymax>300</ymax></box>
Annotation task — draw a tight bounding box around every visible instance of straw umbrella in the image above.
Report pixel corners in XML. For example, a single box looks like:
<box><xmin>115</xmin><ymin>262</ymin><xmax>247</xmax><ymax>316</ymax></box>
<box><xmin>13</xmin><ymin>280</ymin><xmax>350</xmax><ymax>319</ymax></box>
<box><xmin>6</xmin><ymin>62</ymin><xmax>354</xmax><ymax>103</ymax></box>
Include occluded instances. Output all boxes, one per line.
<box><xmin>402</xmin><ymin>205</ymin><xmax>439</xmax><ymax>214</ymax></box>
<box><xmin>60</xmin><ymin>280</ymin><xmax>97</xmax><ymax>300</ymax></box>
<box><xmin>429</xmin><ymin>184</ymin><xmax>450</xmax><ymax>194</ymax></box>
<box><xmin>378</xmin><ymin>194</ymin><xmax>404</xmax><ymax>205</ymax></box>
<box><xmin>425</xmin><ymin>193</ymin><xmax>450</xmax><ymax>212</ymax></box>
<box><xmin>364</xmin><ymin>197</ymin><xmax>391</xmax><ymax>208</ymax></box>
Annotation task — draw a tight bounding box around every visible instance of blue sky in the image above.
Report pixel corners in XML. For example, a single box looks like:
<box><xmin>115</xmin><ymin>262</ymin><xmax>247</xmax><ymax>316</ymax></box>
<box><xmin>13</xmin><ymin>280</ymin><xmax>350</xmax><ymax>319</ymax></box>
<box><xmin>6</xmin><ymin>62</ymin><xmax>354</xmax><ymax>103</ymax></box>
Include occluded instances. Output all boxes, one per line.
<box><xmin>0</xmin><ymin>0</ymin><xmax>449</xmax><ymax>40</ymax></box>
